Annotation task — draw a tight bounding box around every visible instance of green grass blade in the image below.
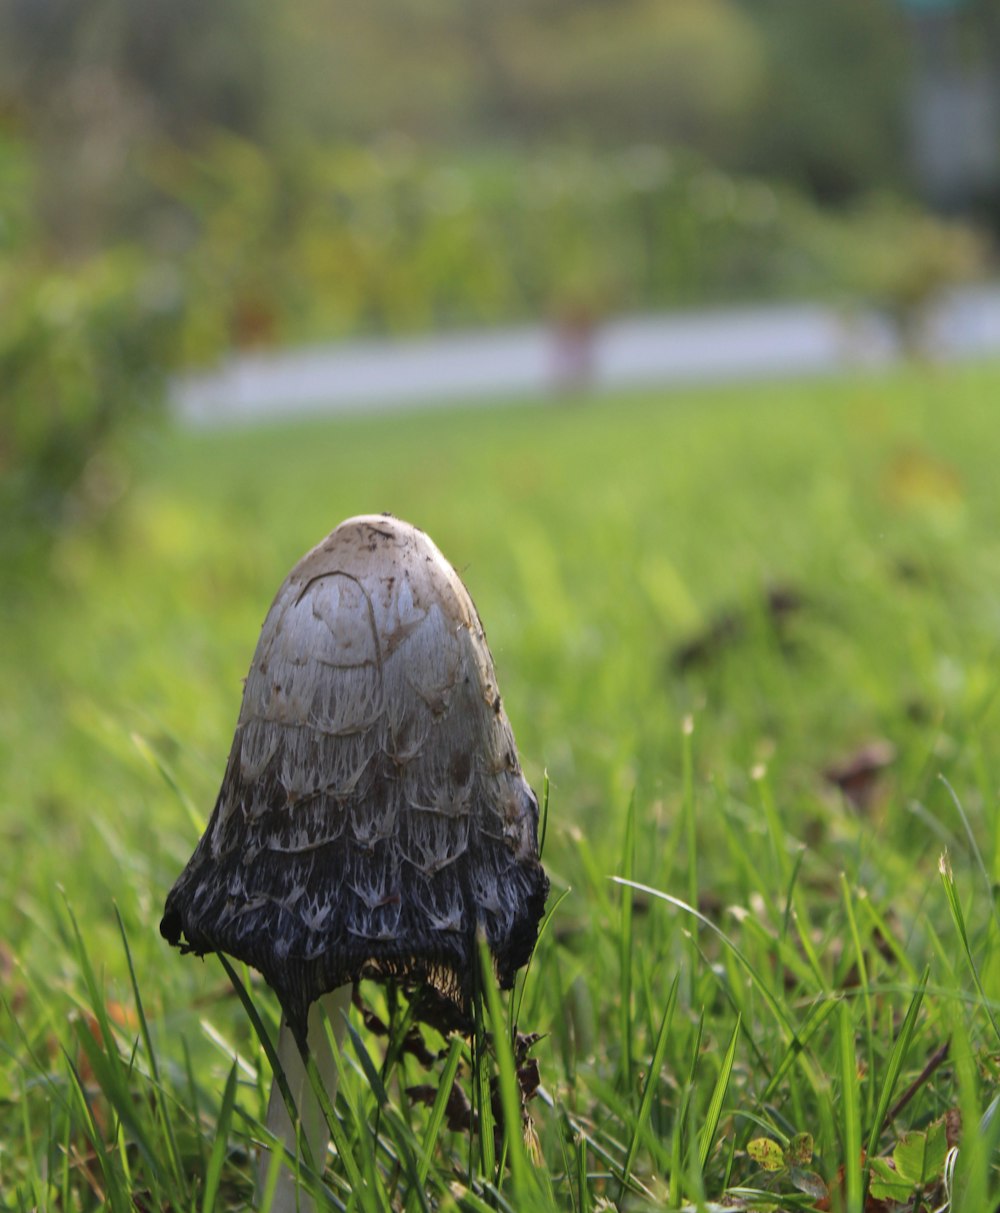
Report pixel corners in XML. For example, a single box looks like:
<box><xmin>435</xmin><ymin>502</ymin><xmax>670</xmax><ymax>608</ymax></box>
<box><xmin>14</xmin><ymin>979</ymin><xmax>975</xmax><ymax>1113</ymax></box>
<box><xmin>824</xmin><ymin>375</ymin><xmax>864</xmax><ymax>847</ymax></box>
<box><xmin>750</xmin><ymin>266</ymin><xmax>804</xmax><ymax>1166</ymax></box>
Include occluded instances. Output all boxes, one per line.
<box><xmin>619</xmin><ymin>789</ymin><xmax>637</xmax><ymax>1090</ymax></box>
<box><xmin>113</xmin><ymin>904</ymin><xmax>184</xmax><ymax>1188</ymax></box>
<box><xmin>754</xmin><ymin>763</ymin><xmax>790</xmax><ymax>888</ymax></box>
<box><xmin>131</xmin><ymin>729</ymin><xmax>205</xmax><ymax>834</ymax></box>
<box><xmin>782</xmin><ymin>850</ymin><xmax>826</xmax><ymax>991</ymax></box>
<box><xmin>320</xmin><ymin>1035</ymin><xmax>390</xmax><ymax>1213</ymax></box>
<box><xmin>838</xmin><ymin>1000</ymin><xmax>862</xmax><ymax>1211</ymax></box>
<box><xmin>343</xmin><ymin>1016</ymin><xmax>428</xmax><ymax>1210</ymax></box>
<box><xmin>182</xmin><ymin>1034</ymin><xmax>208</xmax><ymax>1177</ymax></box>
<box><xmin>63</xmin><ymin>900</ymin><xmax>168</xmax><ymax>1184</ymax></box>
<box><xmin>478</xmin><ymin>934</ymin><xmax>533</xmax><ymax>1202</ymax></box>
<box><xmin>472</xmin><ymin>973</ymin><xmax>497</xmax><ymax>1183</ymax></box>
<box><xmin>840</xmin><ymin>874</ymin><xmax>874</xmax><ymax>1126</ymax></box>
<box><xmin>612</xmin><ymin>878</ymin><xmax>798</xmax><ymax>1039</ymax></box>
<box><xmin>620</xmin><ymin>972</ymin><xmax>679</xmax><ymax>1191</ymax></box>
<box><xmin>512</xmin><ymin>885</ymin><xmax>571</xmax><ymax>1030</ymax></box>
<box><xmin>70</xmin><ymin>1016</ymin><xmax>159</xmax><ymax>1170</ymax></box>
<box><xmin>755</xmin><ymin>995</ymin><xmax>836</xmax><ymax>1115</ymax></box>
<box><xmin>666</xmin><ymin>1012</ymin><xmax>705</xmax><ymax>1207</ymax></box>
<box><xmin>201</xmin><ymin>1059</ymin><xmax>238</xmax><ymax>1213</ymax></box>
<box><xmin>538</xmin><ymin>770</ymin><xmax>550</xmax><ymax>860</ymax></box>
<box><xmin>216</xmin><ymin>954</ymin><xmax>339</xmax><ymax>1204</ymax></box>
<box><xmin>858</xmin><ymin>897</ymin><xmax>919</xmax><ymax>985</ymax></box>
<box><xmin>940</xmin><ymin>775</ymin><xmax>1000</xmax><ymax>936</ymax></box>
<box><xmin>699</xmin><ymin>1012</ymin><xmax>741</xmax><ymax>1173</ymax></box>
<box><xmin>576</xmin><ymin>1134</ymin><xmax>591</xmax><ymax>1213</ymax></box>
<box><xmin>943</xmin><ymin>994</ymin><xmax>988</xmax><ymax>1209</ymax></box>
<box><xmin>939</xmin><ymin>850</ymin><xmax>1000</xmax><ymax>1048</ymax></box>
<box><xmin>681</xmin><ymin>715</ymin><xmax>698</xmax><ymax>1005</ymax></box>
<box><xmin>307</xmin><ymin>1016</ymin><xmax>380</xmax><ymax>1209</ymax></box>
<box><xmin>417</xmin><ymin>1034</ymin><xmax>464</xmax><ymax>1188</ymax></box>
<box><xmin>454</xmin><ymin>1181</ymin><xmax>519</xmax><ymax>1213</ymax></box>
<box><xmin>864</xmin><ymin>966</ymin><xmax>929</xmax><ymax>1163</ymax></box>
<box><xmin>62</xmin><ymin>1049</ymin><xmax>132</xmax><ymax>1213</ymax></box>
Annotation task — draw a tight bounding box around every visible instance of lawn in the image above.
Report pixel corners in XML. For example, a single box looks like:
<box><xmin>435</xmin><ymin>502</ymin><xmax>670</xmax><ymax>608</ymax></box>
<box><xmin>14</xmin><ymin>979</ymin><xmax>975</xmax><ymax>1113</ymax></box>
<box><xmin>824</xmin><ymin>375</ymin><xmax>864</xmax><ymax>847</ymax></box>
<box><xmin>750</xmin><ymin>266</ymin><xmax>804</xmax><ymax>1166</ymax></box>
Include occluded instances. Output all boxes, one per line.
<box><xmin>4</xmin><ymin>361</ymin><xmax>1000</xmax><ymax>1210</ymax></box>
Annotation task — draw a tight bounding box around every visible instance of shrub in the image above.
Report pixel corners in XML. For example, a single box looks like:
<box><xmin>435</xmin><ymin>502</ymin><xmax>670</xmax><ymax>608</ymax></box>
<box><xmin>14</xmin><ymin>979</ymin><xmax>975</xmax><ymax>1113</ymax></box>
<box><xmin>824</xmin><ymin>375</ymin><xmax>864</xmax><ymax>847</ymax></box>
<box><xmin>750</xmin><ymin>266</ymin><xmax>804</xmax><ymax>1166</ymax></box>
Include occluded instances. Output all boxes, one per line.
<box><xmin>154</xmin><ymin>136</ymin><xmax>989</xmax><ymax>362</ymax></box>
<box><xmin>0</xmin><ymin>137</ymin><xmax>181</xmax><ymax>554</ymax></box>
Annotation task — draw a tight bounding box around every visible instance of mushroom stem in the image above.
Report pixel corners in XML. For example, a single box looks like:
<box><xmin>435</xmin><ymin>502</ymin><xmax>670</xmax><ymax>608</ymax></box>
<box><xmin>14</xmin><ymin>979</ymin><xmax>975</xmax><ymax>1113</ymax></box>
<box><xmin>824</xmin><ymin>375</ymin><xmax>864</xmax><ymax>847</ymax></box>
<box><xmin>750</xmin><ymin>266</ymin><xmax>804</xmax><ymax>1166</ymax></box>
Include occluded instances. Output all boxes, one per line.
<box><xmin>259</xmin><ymin>985</ymin><xmax>352</xmax><ymax>1213</ymax></box>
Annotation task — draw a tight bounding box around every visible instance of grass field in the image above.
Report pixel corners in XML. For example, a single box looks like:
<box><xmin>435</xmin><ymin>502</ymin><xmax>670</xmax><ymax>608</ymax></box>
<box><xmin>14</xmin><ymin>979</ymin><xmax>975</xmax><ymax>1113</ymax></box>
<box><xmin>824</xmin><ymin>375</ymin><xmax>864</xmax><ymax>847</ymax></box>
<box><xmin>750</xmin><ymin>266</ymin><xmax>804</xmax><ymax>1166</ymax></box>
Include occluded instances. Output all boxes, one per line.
<box><xmin>4</xmin><ymin>362</ymin><xmax>1000</xmax><ymax>1210</ymax></box>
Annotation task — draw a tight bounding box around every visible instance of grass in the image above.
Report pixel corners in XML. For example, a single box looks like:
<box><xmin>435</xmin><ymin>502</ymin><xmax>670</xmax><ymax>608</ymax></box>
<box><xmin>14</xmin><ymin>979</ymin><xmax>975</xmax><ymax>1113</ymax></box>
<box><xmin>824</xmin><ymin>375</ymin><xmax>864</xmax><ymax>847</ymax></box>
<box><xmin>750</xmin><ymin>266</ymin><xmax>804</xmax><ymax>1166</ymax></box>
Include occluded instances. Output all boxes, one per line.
<box><xmin>4</xmin><ymin>359</ymin><xmax>1000</xmax><ymax>1209</ymax></box>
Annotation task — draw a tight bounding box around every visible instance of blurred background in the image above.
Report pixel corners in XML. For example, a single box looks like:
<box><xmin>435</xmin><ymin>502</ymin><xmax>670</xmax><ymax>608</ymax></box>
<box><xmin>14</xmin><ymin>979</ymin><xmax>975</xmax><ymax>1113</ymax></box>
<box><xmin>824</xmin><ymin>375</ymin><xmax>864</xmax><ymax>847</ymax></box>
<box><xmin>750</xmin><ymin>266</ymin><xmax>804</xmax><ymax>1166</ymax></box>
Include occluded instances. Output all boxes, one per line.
<box><xmin>3</xmin><ymin>0</ymin><xmax>1000</xmax><ymax>551</ymax></box>
<box><xmin>8</xmin><ymin>7</ymin><xmax>1000</xmax><ymax>1204</ymax></box>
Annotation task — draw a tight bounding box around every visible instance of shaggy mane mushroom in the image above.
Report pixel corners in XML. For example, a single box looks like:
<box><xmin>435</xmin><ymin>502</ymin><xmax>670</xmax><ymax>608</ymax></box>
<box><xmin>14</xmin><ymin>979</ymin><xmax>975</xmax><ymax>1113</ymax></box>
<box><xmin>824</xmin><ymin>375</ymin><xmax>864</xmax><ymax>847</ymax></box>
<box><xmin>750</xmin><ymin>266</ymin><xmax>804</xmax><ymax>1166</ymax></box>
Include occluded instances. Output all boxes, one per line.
<box><xmin>161</xmin><ymin>514</ymin><xmax>549</xmax><ymax>1209</ymax></box>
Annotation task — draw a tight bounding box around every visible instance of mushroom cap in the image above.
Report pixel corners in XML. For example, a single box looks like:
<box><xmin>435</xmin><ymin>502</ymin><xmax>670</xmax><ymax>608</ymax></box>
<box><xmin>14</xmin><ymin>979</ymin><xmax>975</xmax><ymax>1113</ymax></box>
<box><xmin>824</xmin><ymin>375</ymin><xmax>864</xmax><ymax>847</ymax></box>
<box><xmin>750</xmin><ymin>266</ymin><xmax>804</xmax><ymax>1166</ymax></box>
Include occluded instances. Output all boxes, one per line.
<box><xmin>161</xmin><ymin>515</ymin><xmax>549</xmax><ymax>1042</ymax></box>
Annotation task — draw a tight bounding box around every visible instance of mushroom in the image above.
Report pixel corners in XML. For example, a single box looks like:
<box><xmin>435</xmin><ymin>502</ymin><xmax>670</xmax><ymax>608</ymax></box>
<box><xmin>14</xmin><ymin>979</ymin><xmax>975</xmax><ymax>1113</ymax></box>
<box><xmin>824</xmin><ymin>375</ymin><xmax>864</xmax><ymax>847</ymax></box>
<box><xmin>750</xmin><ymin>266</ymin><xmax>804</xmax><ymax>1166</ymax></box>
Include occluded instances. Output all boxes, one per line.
<box><xmin>160</xmin><ymin>514</ymin><xmax>549</xmax><ymax>1209</ymax></box>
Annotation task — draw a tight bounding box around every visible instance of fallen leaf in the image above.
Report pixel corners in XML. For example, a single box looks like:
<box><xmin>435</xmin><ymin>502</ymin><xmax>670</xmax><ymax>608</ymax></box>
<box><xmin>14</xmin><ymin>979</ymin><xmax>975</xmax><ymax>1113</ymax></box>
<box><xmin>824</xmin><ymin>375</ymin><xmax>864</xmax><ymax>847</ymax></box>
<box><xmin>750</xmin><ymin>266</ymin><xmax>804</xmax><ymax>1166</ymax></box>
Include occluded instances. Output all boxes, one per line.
<box><xmin>787</xmin><ymin>1131</ymin><xmax>815</xmax><ymax>1165</ymax></box>
<box><xmin>671</xmin><ymin>584</ymin><xmax>805</xmax><ymax>672</ymax></box>
<box><xmin>747</xmin><ymin>1137</ymin><xmax>785</xmax><ymax>1171</ymax></box>
<box><xmin>408</xmin><ymin>1078</ymin><xmax>476</xmax><ymax>1134</ymax></box>
<box><xmin>823</xmin><ymin>740</ymin><xmax>896</xmax><ymax>811</ymax></box>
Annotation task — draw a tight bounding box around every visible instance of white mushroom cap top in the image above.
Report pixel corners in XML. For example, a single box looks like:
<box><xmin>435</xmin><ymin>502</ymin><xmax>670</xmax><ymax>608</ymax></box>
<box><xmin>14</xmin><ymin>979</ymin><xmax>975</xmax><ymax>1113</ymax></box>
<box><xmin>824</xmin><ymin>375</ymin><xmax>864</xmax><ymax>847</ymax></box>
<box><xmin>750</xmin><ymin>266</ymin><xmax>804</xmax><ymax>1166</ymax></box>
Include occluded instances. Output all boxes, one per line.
<box><xmin>161</xmin><ymin>515</ymin><xmax>549</xmax><ymax>1044</ymax></box>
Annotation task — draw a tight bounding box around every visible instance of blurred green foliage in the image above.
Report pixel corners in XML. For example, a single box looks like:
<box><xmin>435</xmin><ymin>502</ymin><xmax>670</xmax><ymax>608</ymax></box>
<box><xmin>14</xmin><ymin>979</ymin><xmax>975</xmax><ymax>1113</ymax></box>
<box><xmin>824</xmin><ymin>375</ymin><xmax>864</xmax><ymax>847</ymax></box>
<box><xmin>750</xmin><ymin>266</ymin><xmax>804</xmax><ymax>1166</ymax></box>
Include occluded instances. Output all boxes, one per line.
<box><xmin>1</xmin><ymin>127</ymin><xmax>987</xmax><ymax>550</ymax></box>
<box><xmin>0</xmin><ymin>0</ymin><xmax>929</xmax><ymax>225</ymax></box>
<box><xmin>741</xmin><ymin>0</ymin><xmax>908</xmax><ymax>200</ymax></box>
<box><xmin>1</xmin><ymin>0</ymin><xmax>995</xmax><ymax>548</ymax></box>
<box><xmin>0</xmin><ymin>138</ymin><xmax>181</xmax><ymax>553</ymax></box>
<box><xmin>159</xmin><ymin>135</ymin><xmax>988</xmax><ymax>362</ymax></box>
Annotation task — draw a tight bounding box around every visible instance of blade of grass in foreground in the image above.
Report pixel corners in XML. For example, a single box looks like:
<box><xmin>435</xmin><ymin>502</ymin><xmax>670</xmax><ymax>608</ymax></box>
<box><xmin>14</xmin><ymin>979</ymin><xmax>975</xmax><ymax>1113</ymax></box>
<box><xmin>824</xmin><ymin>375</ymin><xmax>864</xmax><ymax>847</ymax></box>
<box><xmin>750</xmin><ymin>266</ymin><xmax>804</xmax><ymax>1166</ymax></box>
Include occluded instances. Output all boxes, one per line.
<box><xmin>471</xmin><ymin>970</ymin><xmax>497</xmax><ymax>1185</ymax></box>
<box><xmin>670</xmin><ymin>1012</ymin><xmax>705</xmax><ymax>1209</ymax></box>
<box><xmin>838</xmin><ymin>1000</ymin><xmax>862</xmax><ymax>1212</ymax></box>
<box><xmin>201</xmin><ymin>1060</ymin><xmax>239</xmax><ymax>1213</ymax></box>
<box><xmin>576</xmin><ymin>1135</ymin><xmax>591</xmax><ymax>1213</ymax></box>
<box><xmin>114</xmin><ymin>905</ymin><xmax>184</xmax><ymax>1189</ymax></box>
<box><xmin>64</xmin><ymin>901</ymin><xmax>168</xmax><ymax>1186</ymax></box>
<box><xmin>416</xmin><ymin>1034</ymin><xmax>464</xmax><ymax>1189</ymax></box>
<box><xmin>620</xmin><ymin>972</ymin><xmax>679</xmax><ymax>1195</ymax></box>
<box><xmin>511</xmin><ymin>885</ymin><xmax>571</xmax><ymax>1032</ymax></box>
<box><xmin>681</xmin><ymin>715</ymin><xmax>698</xmax><ymax>1007</ymax></box>
<box><xmin>478</xmin><ymin>934</ymin><xmax>542</xmax><ymax>1207</ymax></box>
<box><xmin>181</xmin><ymin>1035</ymin><xmax>208</xmax><ymax>1177</ymax></box>
<box><xmin>306</xmin><ymin>1013</ymin><xmax>388</xmax><ymax>1212</ymax></box>
<box><xmin>757</xmin><ymin>997</ymin><xmax>838</xmax><ymax>1110</ymax></box>
<box><xmin>939</xmin><ymin>850</ymin><xmax>1000</xmax><ymax>1048</ymax></box>
<box><xmin>343</xmin><ymin>1016</ymin><xmax>428</xmax><ymax>1210</ymax></box>
<box><xmin>863</xmin><ymin>966</ymin><xmax>929</xmax><ymax>1169</ymax></box>
<box><xmin>538</xmin><ymin>770</ymin><xmax>550</xmax><ymax>861</ymax></box>
<box><xmin>943</xmin><ymin>993</ymin><xmax>989</xmax><ymax>1208</ymax></box>
<box><xmin>840</xmin><ymin>874</ymin><xmax>875</xmax><ymax>1127</ymax></box>
<box><xmin>322</xmin><ymin>1013</ymin><xmax>391</xmax><ymax>1212</ymax></box>
<box><xmin>940</xmin><ymin>775</ymin><xmax>1000</xmax><ymax>938</ymax></box>
<box><xmin>15</xmin><ymin>1075</ymin><xmax>42</xmax><ymax>1205</ymax></box>
<box><xmin>131</xmin><ymin>729</ymin><xmax>205</xmax><ymax>834</ymax></box>
<box><xmin>63</xmin><ymin>1049</ymin><xmax>132</xmax><ymax>1213</ymax></box>
<box><xmin>699</xmin><ymin>1013</ymin><xmax>741</xmax><ymax>1174</ymax></box>
<box><xmin>611</xmin><ymin>879</ymin><xmax>797</xmax><ymax>1039</ymax></box>
<box><xmin>217</xmin><ymin>955</ymin><xmax>345</xmax><ymax>1206</ymax></box>
<box><xmin>619</xmin><ymin>790</ymin><xmax>637</xmax><ymax>1090</ymax></box>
